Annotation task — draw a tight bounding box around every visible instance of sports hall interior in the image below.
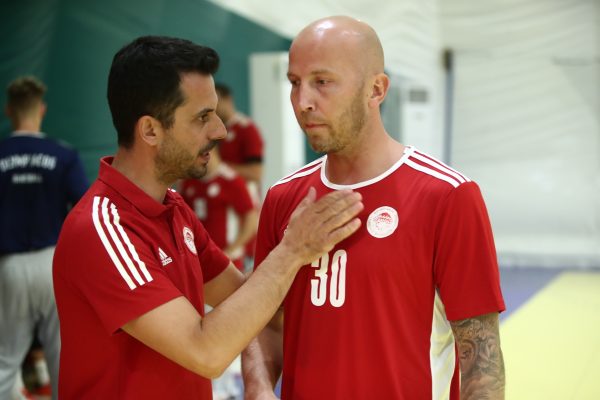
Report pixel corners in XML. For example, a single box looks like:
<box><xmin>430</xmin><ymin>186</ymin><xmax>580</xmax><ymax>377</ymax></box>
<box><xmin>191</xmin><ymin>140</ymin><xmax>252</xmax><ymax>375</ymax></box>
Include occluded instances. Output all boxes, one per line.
<box><xmin>1</xmin><ymin>1</ymin><xmax>598</xmax><ymax>399</ymax></box>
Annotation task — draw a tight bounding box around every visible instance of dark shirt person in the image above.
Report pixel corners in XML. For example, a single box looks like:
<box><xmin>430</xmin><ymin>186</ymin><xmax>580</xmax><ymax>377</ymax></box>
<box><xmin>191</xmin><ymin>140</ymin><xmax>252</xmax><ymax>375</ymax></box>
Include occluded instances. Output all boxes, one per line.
<box><xmin>0</xmin><ymin>76</ymin><xmax>89</xmax><ymax>400</ymax></box>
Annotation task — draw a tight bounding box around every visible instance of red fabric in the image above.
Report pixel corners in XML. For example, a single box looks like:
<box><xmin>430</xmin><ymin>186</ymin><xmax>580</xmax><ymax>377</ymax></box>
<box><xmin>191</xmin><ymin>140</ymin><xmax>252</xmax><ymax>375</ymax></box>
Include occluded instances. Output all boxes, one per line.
<box><xmin>219</xmin><ymin>113</ymin><xmax>264</xmax><ymax>165</ymax></box>
<box><xmin>180</xmin><ymin>165</ymin><xmax>254</xmax><ymax>270</ymax></box>
<box><xmin>254</xmin><ymin>147</ymin><xmax>505</xmax><ymax>400</ymax></box>
<box><xmin>218</xmin><ymin>113</ymin><xmax>263</xmax><ymax>260</ymax></box>
<box><xmin>53</xmin><ymin>157</ymin><xmax>229</xmax><ymax>400</ymax></box>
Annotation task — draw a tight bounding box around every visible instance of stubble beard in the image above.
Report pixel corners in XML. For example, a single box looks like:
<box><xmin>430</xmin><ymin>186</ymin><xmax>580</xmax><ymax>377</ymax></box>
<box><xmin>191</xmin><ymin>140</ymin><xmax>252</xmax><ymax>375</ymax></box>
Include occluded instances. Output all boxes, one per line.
<box><xmin>306</xmin><ymin>89</ymin><xmax>367</xmax><ymax>154</ymax></box>
<box><xmin>155</xmin><ymin>136</ymin><xmax>209</xmax><ymax>185</ymax></box>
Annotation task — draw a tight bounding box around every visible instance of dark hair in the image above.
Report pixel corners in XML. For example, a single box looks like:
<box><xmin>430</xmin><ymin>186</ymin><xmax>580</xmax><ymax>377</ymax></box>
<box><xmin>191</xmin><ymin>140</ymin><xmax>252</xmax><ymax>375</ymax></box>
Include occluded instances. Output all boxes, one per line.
<box><xmin>6</xmin><ymin>76</ymin><xmax>46</xmax><ymax>116</ymax></box>
<box><xmin>214</xmin><ymin>82</ymin><xmax>232</xmax><ymax>98</ymax></box>
<box><xmin>107</xmin><ymin>36</ymin><xmax>219</xmax><ymax>148</ymax></box>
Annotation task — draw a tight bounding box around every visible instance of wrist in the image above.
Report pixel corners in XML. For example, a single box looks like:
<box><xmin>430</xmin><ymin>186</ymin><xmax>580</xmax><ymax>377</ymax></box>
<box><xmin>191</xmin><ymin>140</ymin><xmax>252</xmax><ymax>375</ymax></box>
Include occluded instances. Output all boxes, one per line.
<box><xmin>268</xmin><ymin>243</ymin><xmax>303</xmax><ymax>273</ymax></box>
<box><xmin>244</xmin><ymin>383</ymin><xmax>276</xmax><ymax>400</ymax></box>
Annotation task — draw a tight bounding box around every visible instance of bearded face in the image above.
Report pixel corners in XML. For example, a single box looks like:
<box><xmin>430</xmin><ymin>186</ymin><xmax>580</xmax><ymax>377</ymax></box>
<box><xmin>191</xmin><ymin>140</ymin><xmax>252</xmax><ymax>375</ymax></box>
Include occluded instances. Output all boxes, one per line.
<box><xmin>303</xmin><ymin>83</ymin><xmax>367</xmax><ymax>154</ymax></box>
<box><xmin>155</xmin><ymin>132</ymin><xmax>217</xmax><ymax>184</ymax></box>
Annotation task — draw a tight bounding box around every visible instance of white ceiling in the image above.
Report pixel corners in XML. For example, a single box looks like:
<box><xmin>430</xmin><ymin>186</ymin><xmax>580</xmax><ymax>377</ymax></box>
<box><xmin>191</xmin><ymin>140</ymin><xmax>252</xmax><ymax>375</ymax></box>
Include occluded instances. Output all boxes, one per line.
<box><xmin>208</xmin><ymin>0</ymin><xmax>599</xmax><ymax>76</ymax></box>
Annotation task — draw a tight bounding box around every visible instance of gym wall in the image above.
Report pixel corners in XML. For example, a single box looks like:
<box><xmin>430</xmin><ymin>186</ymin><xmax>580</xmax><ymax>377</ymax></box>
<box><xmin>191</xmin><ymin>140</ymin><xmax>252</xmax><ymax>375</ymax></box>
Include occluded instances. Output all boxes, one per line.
<box><xmin>0</xmin><ymin>0</ymin><xmax>291</xmax><ymax>181</ymax></box>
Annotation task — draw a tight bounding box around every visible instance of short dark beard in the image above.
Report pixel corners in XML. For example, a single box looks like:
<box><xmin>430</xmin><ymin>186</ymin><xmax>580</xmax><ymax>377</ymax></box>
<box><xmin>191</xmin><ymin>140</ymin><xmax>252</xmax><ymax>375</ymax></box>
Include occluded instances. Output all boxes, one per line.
<box><xmin>155</xmin><ymin>135</ymin><xmax>194</xmax><ymax>184</ymax></box>
<box><xmin>308</xmin><ymin>83</ymin><xmax>366</xmax><ymax>154</ymax></box>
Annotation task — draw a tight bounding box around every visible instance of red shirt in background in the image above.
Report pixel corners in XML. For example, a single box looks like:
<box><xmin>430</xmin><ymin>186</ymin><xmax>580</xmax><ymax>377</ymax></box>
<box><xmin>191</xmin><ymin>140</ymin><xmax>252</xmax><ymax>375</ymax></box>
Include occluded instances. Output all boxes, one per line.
<box><xmin>181</xmin><ymin>163</ymin><xmax>254</xmax><ymax>270</ymax></box>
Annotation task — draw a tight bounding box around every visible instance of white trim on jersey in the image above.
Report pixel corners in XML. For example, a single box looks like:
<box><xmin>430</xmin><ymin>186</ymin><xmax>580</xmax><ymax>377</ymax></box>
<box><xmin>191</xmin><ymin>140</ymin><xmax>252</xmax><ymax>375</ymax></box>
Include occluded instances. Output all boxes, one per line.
<box><xmin>92</xmin><ymin>197</ymin><xmax>136</xmax><ymax>290</ymax></box>
<box><xmin>271</xmin><ymin>156</ymin><xmax>326</xmax><ymax>188</ymax></box>
<box><xmin>321</xmin><ymin>146</ymin><xmax>415</xmax><ymax>190</ymax></box>
<box><xmin>101</xmin><ymin>198</ymin><xmax>146</xmax><ymax>286</ymax></box>
<box><xmin>109</xmin><ymin>202</ymin><xmax>153</xmax><ymax>282</ymax></box>
<box><xmin>271</xmin><ymin>146</ymin><xmax>470</xmax><ymax>191</ymax></box>
<box><xmin>91</xmin><ymin>196</ymin><xmax>153</xmax><ymax>290</ymax></box>
<box><xmin>413</xmin><ymin>151</ymin><xmax>470</xmax><ymax>184</ymax></box>
<box><xmin>282</xmin><ymin>155</ymin><xmax>326</xmax><ymax>180</ymax></box>
<box><xmin>405</xmin><ymin>158</ymin><xmax>462</xmax><ymax>188</ymax></box>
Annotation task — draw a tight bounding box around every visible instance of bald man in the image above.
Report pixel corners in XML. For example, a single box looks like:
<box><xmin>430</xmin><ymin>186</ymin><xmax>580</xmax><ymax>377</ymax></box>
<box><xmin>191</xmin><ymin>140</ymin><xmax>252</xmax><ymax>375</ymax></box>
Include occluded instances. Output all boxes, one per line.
<box><xmin>242</xmin><ymin>16</ymin><xmax>506</xmax><ymax>400</ymax></box>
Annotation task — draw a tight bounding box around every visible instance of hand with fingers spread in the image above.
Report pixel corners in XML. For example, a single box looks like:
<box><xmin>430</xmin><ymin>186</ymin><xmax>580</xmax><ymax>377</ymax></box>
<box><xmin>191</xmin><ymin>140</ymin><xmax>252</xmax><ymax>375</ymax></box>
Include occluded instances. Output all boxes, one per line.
<box><xmin>279</xmin><ymin>187</ymin><xmax>363</xmax><ymax>266</ymax></box>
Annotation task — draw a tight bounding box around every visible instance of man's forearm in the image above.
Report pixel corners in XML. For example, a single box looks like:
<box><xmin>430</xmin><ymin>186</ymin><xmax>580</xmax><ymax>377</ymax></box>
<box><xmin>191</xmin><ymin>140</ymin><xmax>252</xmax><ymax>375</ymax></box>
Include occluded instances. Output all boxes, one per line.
<box><xmin>123</xmin><ymin>188</ymin><xmax>363</xmax><ymax>380</ymax></box>
<box><xmin>451</xmin><ymin>313</ymin><xmax>505</xmax><ymax>399</ymax></box>
<box><xmin>199</xmin><ymin>246</ymin><xmax>298</xmax><ymax>372</ymax></box>
<box><xmin>205</xmin><ymin>188</ymin><xmax>362</xmax><ymax>373</ymax></box>
<box><xmin>242</xmin><ymin>315</ymin><xmax>284</xmax><ymax>398</ymax></box>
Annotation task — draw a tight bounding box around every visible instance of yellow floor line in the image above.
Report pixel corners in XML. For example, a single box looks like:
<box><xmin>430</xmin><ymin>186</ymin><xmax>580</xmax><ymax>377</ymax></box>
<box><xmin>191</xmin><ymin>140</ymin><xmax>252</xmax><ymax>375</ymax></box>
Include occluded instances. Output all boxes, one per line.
<box><xmin>500</xmin><ymin>272</ymin><xmax>600</xmax><ymax>400</ymax></box>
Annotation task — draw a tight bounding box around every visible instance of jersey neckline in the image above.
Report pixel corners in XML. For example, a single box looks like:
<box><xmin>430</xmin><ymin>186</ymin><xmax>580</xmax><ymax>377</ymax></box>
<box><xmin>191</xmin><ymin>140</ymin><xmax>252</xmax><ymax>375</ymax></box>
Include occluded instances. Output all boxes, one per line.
<box><xmin>11</xmin><ymin>131</ymin><xmax>45</xmax><ymax>138</ymax></box>
<box><xmin>320</xmin><ymin>145</ymin><xmax>415</xmax><ymax>190</ymax></box>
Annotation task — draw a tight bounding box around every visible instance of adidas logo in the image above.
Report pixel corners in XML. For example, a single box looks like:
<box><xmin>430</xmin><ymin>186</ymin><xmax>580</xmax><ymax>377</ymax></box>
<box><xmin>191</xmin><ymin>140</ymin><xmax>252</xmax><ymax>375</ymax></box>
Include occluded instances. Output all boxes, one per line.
<box><xmin>158</xmin><ymin>247</ymin><xmax>173</xmax><ymax>267</ymax></box>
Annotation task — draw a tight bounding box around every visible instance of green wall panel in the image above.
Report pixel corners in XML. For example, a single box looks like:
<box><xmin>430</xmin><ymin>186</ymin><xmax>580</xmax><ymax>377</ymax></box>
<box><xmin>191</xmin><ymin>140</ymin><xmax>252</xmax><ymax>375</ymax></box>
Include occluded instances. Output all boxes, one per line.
<box><xmin>0</xmin><ymin>0</ymin><xmax>291</xmax><ymax>181</ymax></box>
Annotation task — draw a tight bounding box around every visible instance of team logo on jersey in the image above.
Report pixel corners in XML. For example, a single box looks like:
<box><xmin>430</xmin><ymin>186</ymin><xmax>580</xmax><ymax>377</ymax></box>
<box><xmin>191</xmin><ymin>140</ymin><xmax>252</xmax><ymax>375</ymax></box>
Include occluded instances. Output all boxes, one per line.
<box><xmin>367</xmin><ymin>206</ymin><xmax>399</xmax><ymax>238</ymax></box>
<box><xmin>183</xmin><ymin>226</ymin><xmax>197</xmax><ymax>254</ymax></box>
<box><xmin>158</xmin><ymin>247</ymin><xmax>173</xmax><ymax>266</ymax></box>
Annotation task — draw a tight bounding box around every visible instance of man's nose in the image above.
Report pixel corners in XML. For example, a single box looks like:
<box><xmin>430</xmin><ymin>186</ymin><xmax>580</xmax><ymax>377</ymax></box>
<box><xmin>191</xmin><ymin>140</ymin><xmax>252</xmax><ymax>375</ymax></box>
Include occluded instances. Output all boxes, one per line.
<box><xmin>211</xmin><ymin>117</ymin><xmax>227</xmax><ymax>141</ymax></box>
<box><xmin>296</xmin><ymin>84</ymin><xmax>315</xmax><ymax>112</ymax></box>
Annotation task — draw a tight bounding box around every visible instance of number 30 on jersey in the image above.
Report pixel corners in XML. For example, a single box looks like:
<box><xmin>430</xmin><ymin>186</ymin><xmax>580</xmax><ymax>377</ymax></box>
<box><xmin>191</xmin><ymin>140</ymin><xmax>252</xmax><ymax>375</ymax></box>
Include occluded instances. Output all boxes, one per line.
<box><xmin>310</xmin><ymin>249</ymin><xmax>347</xmax><ymax>307</ymax></box>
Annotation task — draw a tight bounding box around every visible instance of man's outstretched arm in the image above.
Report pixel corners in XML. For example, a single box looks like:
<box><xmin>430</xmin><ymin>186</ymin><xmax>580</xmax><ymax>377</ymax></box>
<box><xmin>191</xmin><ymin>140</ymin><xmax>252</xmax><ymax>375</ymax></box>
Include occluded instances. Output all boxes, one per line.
<box><xmin>123</xmin><ymin>189</ymin><xmax>363</xmax><ymax>379</ymax></box>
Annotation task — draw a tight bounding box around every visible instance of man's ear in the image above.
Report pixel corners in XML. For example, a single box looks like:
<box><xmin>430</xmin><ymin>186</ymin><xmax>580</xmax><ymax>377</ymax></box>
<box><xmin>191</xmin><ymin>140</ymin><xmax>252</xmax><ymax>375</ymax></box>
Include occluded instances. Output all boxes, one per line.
<box><xmin>136</xmin><ymin>115</ymin><xmax>162</xmax><ymax>147</ymax></box>
<box><xmin>368</xmin><ymin>73</ymin><xmax>390</xmax><ymax>108</ymax></box>
<box><xmin>39</xmin><ymin>102</ymin><xmax>47</xmax><ymax>118</ymax></box>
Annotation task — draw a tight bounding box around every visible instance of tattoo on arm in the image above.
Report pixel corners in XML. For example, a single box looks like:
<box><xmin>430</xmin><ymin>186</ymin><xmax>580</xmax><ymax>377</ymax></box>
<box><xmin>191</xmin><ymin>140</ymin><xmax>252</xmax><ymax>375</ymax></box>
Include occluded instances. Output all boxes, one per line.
<box><xmin>450</xmin><ymin>313</ymin><xmax>505</xmax><ymax>399</ymax></box>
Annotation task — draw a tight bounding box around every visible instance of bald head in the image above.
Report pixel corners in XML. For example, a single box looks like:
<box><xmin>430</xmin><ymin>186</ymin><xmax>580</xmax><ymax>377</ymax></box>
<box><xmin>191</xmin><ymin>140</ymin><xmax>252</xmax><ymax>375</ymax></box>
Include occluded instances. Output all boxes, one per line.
<box><xmin>287</xmin><ymin>16</ymin><xmax>390</xmax><ymax>155</ymax></box>
<box><xmin>292</xmin><ymin>16</ymin><xmax>384</xmax><ymax>75</ymax></box>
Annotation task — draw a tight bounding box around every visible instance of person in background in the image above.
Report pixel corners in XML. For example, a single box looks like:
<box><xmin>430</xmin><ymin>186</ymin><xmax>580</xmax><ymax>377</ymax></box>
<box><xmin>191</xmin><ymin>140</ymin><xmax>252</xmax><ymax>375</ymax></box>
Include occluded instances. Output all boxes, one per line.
<box><xmin>242</xmin><ymin>16</ymin><xmax>506</xmax><ymax>400</ymax></box>
<box><xmin>0</xmin><ymin>76</ymin><xmax>89</xmax><ymax>400</ymax></box>
<box><xmin>52</xmin><ymin>35</ymin><xmax>363</xmax><ymax>399</ymax></box>
<box><xmin>180</xmin><ymin>145</ymin><xmax>259</xmax><ymax>399</ymax></box>
<box><xmin>214</xmin><ymin>83</ymin><xmax>264</xmax><ymax>186</ymax></box>
<box><xmin>215</xmin><ymin>83</ymin><xmax>264</xmax><ymax>267</ymax></box>
<box><xmin>180</xmin><ymin>145</ymin><xmax>258</xmax><ymax>272</ymax></box>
